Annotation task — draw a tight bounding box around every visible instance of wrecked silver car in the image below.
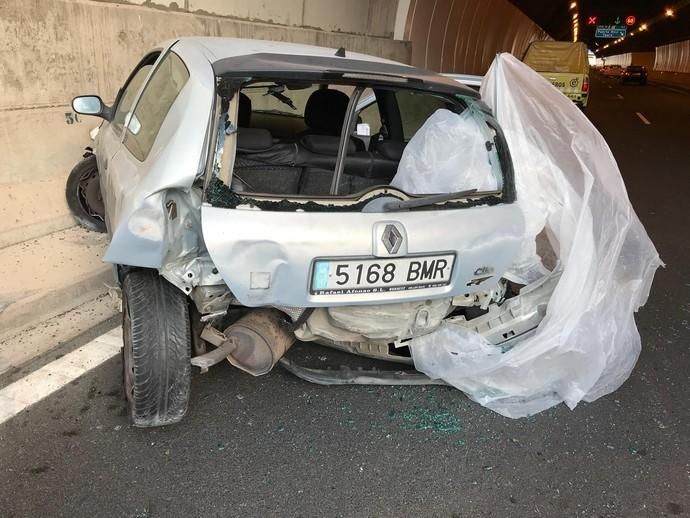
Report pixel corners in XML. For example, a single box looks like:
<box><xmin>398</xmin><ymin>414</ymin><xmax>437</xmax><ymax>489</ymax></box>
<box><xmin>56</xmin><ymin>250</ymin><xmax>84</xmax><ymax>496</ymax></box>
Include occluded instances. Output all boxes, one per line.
<box><xmin>72</xmin><ymin>37</ymin><xmax>560</xmax><ymax>427</ymax></box>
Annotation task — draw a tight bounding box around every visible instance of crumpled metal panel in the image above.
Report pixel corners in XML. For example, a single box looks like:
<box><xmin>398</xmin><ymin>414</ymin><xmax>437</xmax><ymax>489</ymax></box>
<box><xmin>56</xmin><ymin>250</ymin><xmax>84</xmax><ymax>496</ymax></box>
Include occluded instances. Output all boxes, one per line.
<box><xmin>100</xmin><ymin>40</ymin><xmax>215</xmax><ymax>271</ymax></box>
<box><xmin>297</xmin><ymin>298</ymin><xmax>452</xmax><ymax>343</ymax></box>
<box><xmin>201</xmin><ymin>203</ymin><xmax>525</xmax><ymax>308</ymax></box>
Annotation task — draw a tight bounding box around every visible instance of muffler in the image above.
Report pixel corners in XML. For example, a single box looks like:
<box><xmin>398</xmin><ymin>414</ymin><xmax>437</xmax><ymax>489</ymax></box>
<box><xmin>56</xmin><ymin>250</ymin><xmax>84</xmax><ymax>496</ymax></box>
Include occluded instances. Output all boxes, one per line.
<box><xmin>223</xmin><ymin>309</ymin><xmax>295</xmax><ymax>376</ymax></box>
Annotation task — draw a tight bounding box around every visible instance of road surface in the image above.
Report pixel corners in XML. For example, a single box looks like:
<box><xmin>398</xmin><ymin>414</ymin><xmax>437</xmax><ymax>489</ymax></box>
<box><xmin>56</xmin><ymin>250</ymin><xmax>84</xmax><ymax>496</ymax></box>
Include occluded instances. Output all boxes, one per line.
<box><xmin>1</xmin><ymin>75</ymin><xmax>689</xmax><ymax>518</ymax></box>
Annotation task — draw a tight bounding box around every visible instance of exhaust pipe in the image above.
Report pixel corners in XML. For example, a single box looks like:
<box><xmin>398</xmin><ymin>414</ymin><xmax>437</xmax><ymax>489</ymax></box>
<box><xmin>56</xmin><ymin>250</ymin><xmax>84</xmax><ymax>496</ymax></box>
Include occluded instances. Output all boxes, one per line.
<box><xmin>223</xmin><ymin>309</ymin><xmax>295</xmax><ymax>376</ymax></box>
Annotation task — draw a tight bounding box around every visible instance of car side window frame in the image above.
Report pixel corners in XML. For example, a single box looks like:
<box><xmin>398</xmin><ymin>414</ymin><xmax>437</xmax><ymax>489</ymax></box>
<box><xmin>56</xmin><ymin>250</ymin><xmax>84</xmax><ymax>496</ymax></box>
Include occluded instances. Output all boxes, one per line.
<box><xmin>110</xmin><ymin>51</ymin><xmax>162</xmax><ymax>138</ymax></box>
<box><xmin>122</xmin><ymin>49</ymin><xmax>190</xmax><ymax>162</ymax></box>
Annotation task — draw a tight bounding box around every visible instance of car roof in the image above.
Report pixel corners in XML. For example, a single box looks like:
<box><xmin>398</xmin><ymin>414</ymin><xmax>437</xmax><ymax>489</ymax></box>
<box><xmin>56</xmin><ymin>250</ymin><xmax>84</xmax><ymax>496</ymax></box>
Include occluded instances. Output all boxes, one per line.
<box><xmin>173</xmin><ymin>37</ymin><xmax>479</xmax><ymax>98</ymax></box>
<box><xmin>443</xmin><ymin>73</ymin><xmax>483</xmax><ymax>87</ymax></box>
<box><xmin>181</xmin><ymin>37</ymin><xmax>397</xmax><ymax>64</ymax></box>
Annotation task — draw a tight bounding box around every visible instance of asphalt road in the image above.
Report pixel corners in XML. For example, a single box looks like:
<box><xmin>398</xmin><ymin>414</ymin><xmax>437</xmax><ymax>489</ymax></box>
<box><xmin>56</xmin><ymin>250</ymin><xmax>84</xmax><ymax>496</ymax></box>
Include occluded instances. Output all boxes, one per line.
<box><xmin>1</xmin><ymin>76</ymin><xmax>689</xmax><ymax>518</ymax></box>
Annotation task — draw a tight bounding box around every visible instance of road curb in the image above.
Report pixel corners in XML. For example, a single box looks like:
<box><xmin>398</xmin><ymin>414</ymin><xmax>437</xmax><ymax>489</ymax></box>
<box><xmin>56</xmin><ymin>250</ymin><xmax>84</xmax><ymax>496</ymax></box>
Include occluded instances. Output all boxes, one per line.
<box><xmin>0</xmin><ymin>226</ymin><xmax>112</xmax><ymax>344</ymax></box>
<box><xmin>0</xmin><ymin>268</ymin><xmax>113</xmax><ymax>343</ymax></box>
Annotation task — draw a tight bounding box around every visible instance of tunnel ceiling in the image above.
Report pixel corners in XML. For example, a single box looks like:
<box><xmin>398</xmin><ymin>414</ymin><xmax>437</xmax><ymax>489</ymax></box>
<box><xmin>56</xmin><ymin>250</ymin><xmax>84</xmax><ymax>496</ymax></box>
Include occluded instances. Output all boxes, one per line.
<box><xmin>509</xmin><ymin>0</ymin><xmax>690</xmax><ymax>56</ymax></box>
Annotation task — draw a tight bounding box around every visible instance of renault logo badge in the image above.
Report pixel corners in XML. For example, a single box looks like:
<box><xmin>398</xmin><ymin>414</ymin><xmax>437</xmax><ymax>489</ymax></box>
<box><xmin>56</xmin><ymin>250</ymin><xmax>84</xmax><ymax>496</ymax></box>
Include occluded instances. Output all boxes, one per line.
<box><xmin>381</xmin><ymin>224</ymin><xmax>403</xmax><ymax>254</ymax></box>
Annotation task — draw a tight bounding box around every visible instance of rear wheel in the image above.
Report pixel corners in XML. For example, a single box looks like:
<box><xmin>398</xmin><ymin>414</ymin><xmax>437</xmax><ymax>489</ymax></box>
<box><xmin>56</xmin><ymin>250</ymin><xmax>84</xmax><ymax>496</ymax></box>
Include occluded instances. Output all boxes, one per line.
<box><xmin>122</xmin><ymin>270</ymin><xmax>191</xmax><ymax>427</ymax></box>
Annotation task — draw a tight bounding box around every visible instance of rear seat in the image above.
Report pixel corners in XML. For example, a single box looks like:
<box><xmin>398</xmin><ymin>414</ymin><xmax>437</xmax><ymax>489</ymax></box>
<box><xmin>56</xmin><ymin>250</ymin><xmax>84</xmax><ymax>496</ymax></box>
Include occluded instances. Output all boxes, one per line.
<box><xmin>298</xmin><ymin>135</ymin><xmax>400</xmax><ymax>195</ymax></box>
<box><xmin>297</xmin><ymin>135</ymin><xmax>355</xmax><ymax>195</ymax></box>
<box><xmin>232</xmin><ymin>129</ymin><xmax>403</xmax><ymax>196</ymax></box>
<box><xmin>233</xmin><ymin>128</ymin><xmax>302</xmax><ymax>194</ymax></box>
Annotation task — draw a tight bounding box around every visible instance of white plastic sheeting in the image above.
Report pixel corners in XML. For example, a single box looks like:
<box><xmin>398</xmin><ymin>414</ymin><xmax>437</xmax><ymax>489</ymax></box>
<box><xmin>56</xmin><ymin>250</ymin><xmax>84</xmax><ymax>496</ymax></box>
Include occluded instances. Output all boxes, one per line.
<box><xmin>409</xmin><ymin>53</ymin><xmax>662</xmax><ymax>418</ymax></box>
<box><xmin>391</xmin><ymin>109</ymin><xmax>499</xmax><ymax>194</ymax></box>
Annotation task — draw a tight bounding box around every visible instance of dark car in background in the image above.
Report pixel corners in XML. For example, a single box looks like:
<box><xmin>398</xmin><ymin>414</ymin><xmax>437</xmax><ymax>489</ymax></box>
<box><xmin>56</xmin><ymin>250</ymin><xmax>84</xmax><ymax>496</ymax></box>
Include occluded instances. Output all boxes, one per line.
<box><xmin>621</xmin><ymin>65</ymin><xmax>648</xmax><ymax>85</ymax></box>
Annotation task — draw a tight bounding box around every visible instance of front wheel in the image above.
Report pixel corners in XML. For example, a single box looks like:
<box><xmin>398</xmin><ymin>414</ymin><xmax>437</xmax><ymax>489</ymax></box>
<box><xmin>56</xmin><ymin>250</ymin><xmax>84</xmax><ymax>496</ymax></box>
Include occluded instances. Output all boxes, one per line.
<box><xmin>65</xmin><ymin>154</ymin><xmax>107</xmax><ymax>233</ymax></box>
<box><xmin>122</xmin><ymin>270</ymin><xmax>191</xmax><ymax>427</ymax></box>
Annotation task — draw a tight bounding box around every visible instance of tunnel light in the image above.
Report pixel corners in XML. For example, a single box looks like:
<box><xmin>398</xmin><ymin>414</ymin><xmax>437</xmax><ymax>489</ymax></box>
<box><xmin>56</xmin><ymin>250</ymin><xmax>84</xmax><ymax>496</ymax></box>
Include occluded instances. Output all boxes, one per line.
<box><xmin>639</xmin><ymin>23</ymin><xmax>648</xmax><ymax>31</ymax></box>
<box><xmin>665</xmin><ymin>8</ymin><xmax>674</xmax><ymax>17</ymax></box>
<box><xmin>570</xmin><ymin>1</ymin><xmax>577</xmax><ymax>9</ymax></box>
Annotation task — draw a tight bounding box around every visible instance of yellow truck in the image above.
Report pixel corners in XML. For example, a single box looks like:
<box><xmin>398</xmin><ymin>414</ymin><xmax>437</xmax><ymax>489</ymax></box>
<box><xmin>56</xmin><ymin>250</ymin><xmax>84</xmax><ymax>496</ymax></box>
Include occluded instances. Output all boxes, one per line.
<box><xmin>523</xmin><ymin>41</ymin><xmax>590</xmax><ymax>108</ymax></box>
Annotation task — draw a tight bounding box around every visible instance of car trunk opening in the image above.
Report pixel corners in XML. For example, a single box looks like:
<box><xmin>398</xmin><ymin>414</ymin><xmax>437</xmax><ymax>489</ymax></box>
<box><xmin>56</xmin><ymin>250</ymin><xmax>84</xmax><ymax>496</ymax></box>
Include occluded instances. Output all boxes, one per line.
<box><xmin>198</xmin><ymin>67</ymin><xmax>524</xmax><ymax>309</ymax></box>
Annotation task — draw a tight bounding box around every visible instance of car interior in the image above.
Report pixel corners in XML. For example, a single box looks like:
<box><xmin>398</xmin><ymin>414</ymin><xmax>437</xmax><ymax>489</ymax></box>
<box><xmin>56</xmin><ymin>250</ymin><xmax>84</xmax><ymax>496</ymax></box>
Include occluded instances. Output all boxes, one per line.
<box><xmin>225</xmin><ymin>81</ymin><xmax>457</xmax><ymax>197</ymax></box>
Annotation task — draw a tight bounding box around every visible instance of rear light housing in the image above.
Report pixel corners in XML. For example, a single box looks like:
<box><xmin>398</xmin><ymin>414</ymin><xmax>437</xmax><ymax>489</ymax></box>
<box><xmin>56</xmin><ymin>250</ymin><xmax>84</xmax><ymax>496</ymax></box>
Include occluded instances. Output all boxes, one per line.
<box><xmin>582</xmin><ymin>77</ymin><xmax>589</xmax><ymax>93</ymax></box>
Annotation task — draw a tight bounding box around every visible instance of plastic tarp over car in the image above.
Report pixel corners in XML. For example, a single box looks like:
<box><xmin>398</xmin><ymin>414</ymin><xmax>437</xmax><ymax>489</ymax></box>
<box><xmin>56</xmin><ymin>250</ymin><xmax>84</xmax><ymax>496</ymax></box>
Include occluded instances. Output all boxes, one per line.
<box><xmin>408</xmin><ymin>53</ymin><xmax>662</xmax><ymax>418</ymax></box>
<box><xmin>391</xmin><ymin>109</ymin><xmax>500</xmax><ymax>194</ymax></box>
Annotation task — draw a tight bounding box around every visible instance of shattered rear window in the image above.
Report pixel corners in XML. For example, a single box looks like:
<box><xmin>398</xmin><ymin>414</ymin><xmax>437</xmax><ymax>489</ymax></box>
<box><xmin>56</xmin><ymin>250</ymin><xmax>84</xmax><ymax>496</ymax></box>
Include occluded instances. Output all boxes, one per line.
<box><xmin>204</xmin><ymin>78</ymin><xmax>514</xmax><ymax>211</ymax></box>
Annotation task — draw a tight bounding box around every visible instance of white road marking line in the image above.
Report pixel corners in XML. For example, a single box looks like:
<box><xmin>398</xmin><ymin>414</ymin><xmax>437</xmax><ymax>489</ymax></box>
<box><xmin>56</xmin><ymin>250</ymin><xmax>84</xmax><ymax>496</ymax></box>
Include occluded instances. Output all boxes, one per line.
<box><xmin>617</xmin><ymin>93</ymin><xmax>624</xmax><ymax>99</ymax></box>
<box><xmin>0</xmin><ymin>327</ymin><xmax>121</xmax><ymax>425</ymax></box>
<box><xmin>636</xmin><ymin>112</ymin><xmax>652</xmax><ymax>125</ymax></box>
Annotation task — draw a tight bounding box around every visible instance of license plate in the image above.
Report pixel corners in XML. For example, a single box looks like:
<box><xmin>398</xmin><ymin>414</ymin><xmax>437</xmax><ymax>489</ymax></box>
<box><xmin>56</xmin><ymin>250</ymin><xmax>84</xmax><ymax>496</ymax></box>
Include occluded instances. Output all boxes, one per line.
<box><xmin>310</xmin><ymin>254</ymin><xmax>455</xmax><ymax>295</ymax></box>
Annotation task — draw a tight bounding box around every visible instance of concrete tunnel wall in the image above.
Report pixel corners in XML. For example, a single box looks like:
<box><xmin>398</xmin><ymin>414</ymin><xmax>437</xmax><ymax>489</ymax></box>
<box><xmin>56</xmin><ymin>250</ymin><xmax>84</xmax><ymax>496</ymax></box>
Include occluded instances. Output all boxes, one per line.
<box><xmin>603</xmin><ymin>42</ymin><xmax>690</xmax><ymax>91</ymax></box>
<box><xmin>0</xmin><ymin>0</ymin><xmax>549</xmax><ymax>250</ymax></box>
<box><xmin>402</xmin><ymin>0</ymin><xmax>550</xmax><ymax>74</ymax></box>
<box><xmin>0</xmin><ymin>0</ymin><xmax>408</xmax><ymax>249</ymax></box>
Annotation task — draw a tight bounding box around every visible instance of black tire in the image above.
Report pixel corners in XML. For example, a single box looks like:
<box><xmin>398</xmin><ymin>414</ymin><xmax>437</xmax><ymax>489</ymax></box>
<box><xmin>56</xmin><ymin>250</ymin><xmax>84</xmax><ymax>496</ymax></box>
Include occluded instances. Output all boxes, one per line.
<box><xmin>65</xmin><ymin>154</ymin><xmax>107</xmax><ymax>233</ymax></box>
<box><xmin>122</xmin><ymin>270</ymin><xmax>191</xmax><ymax>427</ymax></box>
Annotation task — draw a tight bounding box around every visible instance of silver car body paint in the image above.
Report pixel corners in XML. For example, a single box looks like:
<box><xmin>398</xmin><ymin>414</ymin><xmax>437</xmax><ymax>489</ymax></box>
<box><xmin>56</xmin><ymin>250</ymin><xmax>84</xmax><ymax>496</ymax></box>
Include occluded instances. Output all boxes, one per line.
<box><xmin>201</xmin><ymin>204</ymin><xmax>524</xmax><ymax>307</ymax></box>
<box><xmin>95</xmin><ymin>37</ymin><xmax>529</xmax><ymax>341</ymax></box>
<box><xmin>99</xmin><ymin>39</ymin><xmax>215</xmax><ymax>275</ymax></box>
<box><xmin>99</xmin><ymin>38</ymin><xmax>411</xmax><ymax>273</ymax></box>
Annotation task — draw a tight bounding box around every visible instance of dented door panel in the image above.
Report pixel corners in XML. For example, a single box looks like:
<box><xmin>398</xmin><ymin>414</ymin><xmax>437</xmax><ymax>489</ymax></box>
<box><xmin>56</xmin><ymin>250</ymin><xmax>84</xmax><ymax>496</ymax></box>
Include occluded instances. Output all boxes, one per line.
<box><xmin>102</xmin><ymin>42</ymin><xmax>215</xmax><ymax>269</ymax></box>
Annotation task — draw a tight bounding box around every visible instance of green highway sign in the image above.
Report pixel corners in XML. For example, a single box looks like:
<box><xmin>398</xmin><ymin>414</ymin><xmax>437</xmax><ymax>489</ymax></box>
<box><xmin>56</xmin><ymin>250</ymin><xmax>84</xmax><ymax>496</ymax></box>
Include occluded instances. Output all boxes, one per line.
<box><xmin>595</xmin><ymin>25</ymin><xmax>627</xmax><ymax>38</ymax></box>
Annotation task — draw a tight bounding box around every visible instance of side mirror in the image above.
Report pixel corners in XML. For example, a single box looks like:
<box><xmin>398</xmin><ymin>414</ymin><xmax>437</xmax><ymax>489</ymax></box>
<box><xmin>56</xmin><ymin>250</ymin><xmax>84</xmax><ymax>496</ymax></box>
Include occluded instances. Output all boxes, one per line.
<box><xmin>72</xmin><ymin>95</ymin><xmax>111</xmax><ymax>121</ymax></box>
